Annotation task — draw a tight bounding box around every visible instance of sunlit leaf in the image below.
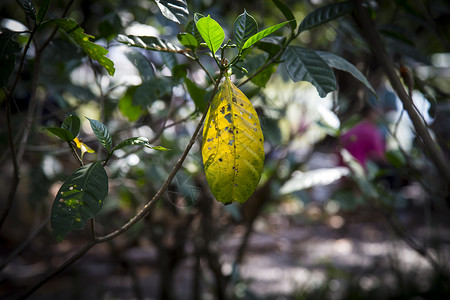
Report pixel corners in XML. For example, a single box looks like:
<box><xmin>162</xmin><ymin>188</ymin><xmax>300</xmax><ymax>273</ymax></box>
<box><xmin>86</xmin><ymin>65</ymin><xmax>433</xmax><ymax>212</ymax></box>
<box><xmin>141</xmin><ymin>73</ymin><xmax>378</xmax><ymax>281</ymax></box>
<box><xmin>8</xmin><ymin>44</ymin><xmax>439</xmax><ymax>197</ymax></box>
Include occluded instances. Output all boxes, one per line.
<box><xmin>86</xmin><ymin>118</ymin><xmax>112</xmax><ymax>151</ymax></box>
<box><xmin>155</xmin><ymin>0</ymin><xmax>189</xmax><ymax>24</ymax></box>
<box><xmin>242</xmin><ymin>20</ymin><xmax>291</xmax><ymax>50</ymax></box>
<box><xmin>51</xmin><ymin>162</ymin><xmax>108</xmax><ymax>241</ymax></box>
<box><xmin>234</xmin><ymin>10</ymin><xmax>258</xmax><ymax>50</ymax></box>
<box><xmin>53</xmin><ymin>19</ymin><xmax>115</xmax><ymax>76</ymax></box>
<box><xmin>112</xmin><ymin>137</ymin><xmax>168</xmax><ymax>152</ymax></box>
<box><xmin>298</xmin><ymin>1</ymin><xmax>353</xmax><ymax>32</ymax></box>
<box><xmin>280</xmin><ymin>167</ymin><xmax>350</xmax><ymax>195</ymax></box>
<box><xmin>118</xmin><ymin>34</ymin><xmax>182</xmax><ymax>53</ymax></box>
<box><xmin>177</xmin><ymin>32</ymin><xmax>198</xmax><ymax>49</ymax></box>
<box><xmin>196</xmin><ymin>15</ymin><xmax>225</xmax><ymax>54</ymax></box>
<box><xmin>119</xmin><ymin>86</ymin><xmax>143</xmax><ymax>121</ymax></box>
<box><xmin>282</xmin><ymin>46</ymin><xmax>336</xmax><ymax>97</ymax></box>
<box><xmin>185</xmin><ymin>77</ymin><xmax>207</xmax><ymax>111</ymax></box>
<box><xmin>74</xmin><ymin>137</ymin><xmax>95</xmax><ymax>159</ymax></box>
<box><xmin>316</xmin><ymin>51</ymin><xmax>375</xmax><ymax>95</ymax></box>
<box><xmin>202</xmin><ymin>76</ymin><xmax>265</xmax><ymax>204</ymax></box>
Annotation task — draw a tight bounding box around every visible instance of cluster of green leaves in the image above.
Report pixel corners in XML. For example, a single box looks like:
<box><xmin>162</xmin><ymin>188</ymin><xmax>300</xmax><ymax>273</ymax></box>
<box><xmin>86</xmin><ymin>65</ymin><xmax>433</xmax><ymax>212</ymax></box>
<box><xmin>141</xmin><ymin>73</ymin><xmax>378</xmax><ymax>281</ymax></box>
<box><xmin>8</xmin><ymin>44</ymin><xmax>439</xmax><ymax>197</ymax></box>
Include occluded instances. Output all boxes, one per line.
<box><xmin>46</xmin><ymin>115</ymin><xmax>166</xmax><ymax>241</ymax></box>
<box><xmin>117</xmin><ymin>0</ymin><xmax>376</xmax><ymax>206</ymax></box>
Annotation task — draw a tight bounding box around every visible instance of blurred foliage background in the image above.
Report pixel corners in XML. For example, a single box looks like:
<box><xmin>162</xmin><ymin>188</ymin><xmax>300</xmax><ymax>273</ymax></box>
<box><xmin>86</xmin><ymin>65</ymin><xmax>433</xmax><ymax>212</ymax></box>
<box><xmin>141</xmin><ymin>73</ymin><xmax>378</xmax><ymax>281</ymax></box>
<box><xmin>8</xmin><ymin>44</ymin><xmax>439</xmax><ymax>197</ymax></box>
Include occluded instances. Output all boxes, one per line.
<box><xmin>1</xmin><ymin>0</ymin><xmax>450</xmax><ymax>299</ymax></box>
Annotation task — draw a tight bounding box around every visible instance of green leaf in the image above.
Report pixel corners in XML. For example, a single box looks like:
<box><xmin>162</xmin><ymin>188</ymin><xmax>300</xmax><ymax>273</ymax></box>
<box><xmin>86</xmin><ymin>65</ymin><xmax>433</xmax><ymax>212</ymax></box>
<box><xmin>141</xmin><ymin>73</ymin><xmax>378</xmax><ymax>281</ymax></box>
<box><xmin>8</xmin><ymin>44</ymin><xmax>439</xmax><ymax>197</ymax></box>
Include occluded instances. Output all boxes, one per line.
<box><xmin>155</xmin><ymin>0</ymin><xmax>189</xmax><ymax>24</ymax></box>
<box><xmin>252</xmin><ymin>63</ymin><xmax>278</xmax><ymax>88</ymax></box>
<box><xmin>125</xmin><ymin>50</ymin><xmax>155</xmax><ymax>81</ymax></box>
<box><xmin>202</xmin><ymin>76</ymin><xmax>265</xmax><ymax>204</ymax></box>
<box><xmin>316</xmin><ymin>51</ymin><xmax>375</xmax><ymax>95</ymax></box>
<box><xmin>185</xmin><ymin>77</ymin><xmax>206</xmax><ymax>111</ymax></box>
<box><xmin>86</xmin><ymin>118</ymin><xmax>112</xmax><ymax>151</ymax></box>
<box><xmin>51</xmin><ymin>162</ymin><xmax>108</xmax><ymax>241</ymax></box>
<box><xmin>118</xmin><ymin>34</ymin><xmax>181</xmax><ymax>53</ymax></box>
<box><xmin>196</xmin><ymin>15</ymin><xmax>225</xmax><ymax>54</ymax></box>
<box><xmin>234</xmin><ymin>10</ymin><xmax>258</xmax><ymax>50</ymax></box>
<box><xmin>194</xmin><ymin>13</ymin><xmax>206</xmax><ymax>24</ymax></box>
<box><xmin>282</xmin><ymin>46</ymin><xmax>336</xmax><ymax>97</ymax></box>
<box><xmin>133</xmin><ymin>77</ymin><xmax>174</xmax><ymax>106</ymax></box>
<box><xmin>242</xmin><ymin>20</ymin><xmax>291</xmax><ymax>50</ymax></box>
<box><xmin>112</xmin><ymin>137</ymin><xmax>168</xmax><ymax>152</ymax></box>
<box><xmin>298</xmin><ymin>1</ymin><xmax>353</xmax><ymax>32</ymax></box>
<box><xmin>62</xmin><ymin>115</ymin><xmax>81</xmax><ymax>140</ymax></box>
<box><xmin>0</xmin><ymin>32</ymin><xmax>22</xmax><ymax>88</ymax></box>
<box><xmin>37</xmin><ymin>0</ymin><xmax>51</xmax><ymax>23</ymax></box>
<box><xmin>119</xmin><ymin>86</ymin><xmax>143</xmax><ymax>121</ymax></box>
<box><xmin>272</xmin><ymin>0</ymin><xmax>297</xmax><ymax>31</ymax></box>
<box><xmin>46</xmin><ymin>127</ymin><xmax>74</xmax><ymax>142</ymax></box>
<box><xmin>257</xmin><ymin>36</ymin><xmax>285</xmax><ymax>57</ymax></box>
<box><xmin>21</xmin><ymin>0</ymin><xmax>36</xmax><ymax>21</ymax></box>
<box><xmin>177</xmin><ymin>32</ymin><xmax>198</xmax><ymax>49</ymax></box>
<box><xmin>186</xmin><ymin>20</ymin><xmax>203</xmax><ymax>44</ymax></box>
<box><xmin>52</xmin><ymin>19</ymin><xmax>115</xmax><ymax>76</ymax></box>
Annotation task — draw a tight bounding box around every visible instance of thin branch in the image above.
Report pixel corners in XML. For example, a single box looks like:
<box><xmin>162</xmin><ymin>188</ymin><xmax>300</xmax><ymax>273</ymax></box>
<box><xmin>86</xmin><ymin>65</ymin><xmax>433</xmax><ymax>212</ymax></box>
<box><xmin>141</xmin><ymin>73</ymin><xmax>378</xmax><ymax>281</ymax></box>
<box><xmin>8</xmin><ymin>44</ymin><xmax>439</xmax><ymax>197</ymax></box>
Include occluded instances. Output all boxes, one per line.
<box><xmin>352</xmin><ymin>0</ymin><xmax>450</xmax><ymax>198</ymax></box>
<box><xmin>96</xmin><ymin>69</ymin><xmax>225</xmax><ymax>243</ymax></box>
<box><xmin>18</xmin><ymin>70</ymin><xmax>225</xmax><ymax>298</ymax></box>
<box><xmin>0</xmin><ymin>215</ymin><xmax>50</xmax><ymax>271</ymax></box>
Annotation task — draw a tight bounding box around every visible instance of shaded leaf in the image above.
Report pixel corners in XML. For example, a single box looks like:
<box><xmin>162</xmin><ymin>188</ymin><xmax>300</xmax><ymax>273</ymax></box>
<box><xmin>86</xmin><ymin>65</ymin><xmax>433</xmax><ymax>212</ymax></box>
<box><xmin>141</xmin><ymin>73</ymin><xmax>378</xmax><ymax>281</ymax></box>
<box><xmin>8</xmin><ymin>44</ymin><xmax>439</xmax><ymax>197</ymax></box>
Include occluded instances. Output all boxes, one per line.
<box><xmin>272</xmin><ymin>0</ymin><xmax>297</xmax><ymax>31</ymax></box>
<box><xmin>21</xmin><ymin>0</ymin><xmax>36</xmax><ymax>21</ymax></box>
<box><xmin>282</xmin><ymin>46</ymin><xmax>336</xmax><ymax>97</ymax></box>
<box><xmin>316</xmin><ymin>51</ymin><xmax>375</xmax><ymax>95</ymax></box>
<box><xmin>242</xmin><ymin>20</ymin><xmax>291</xmax><ymax>50</ymax></box>
<box><xmin>37</xmin><ymin>0</ymin><xmax>50</xmax><ymax>23</ymax></box>
<box><xmin>53</xmin><ymin>19</ymin><xmax>115</xmax><ymax>76</ymax></box>
<box><xmin>125</xmin><ymin>50</ymin><xmax>155</xmax><ymax>81</ymax></box>
<box><xmin>119</xmin><ymin>86</ymin><xmax>143</xmax><ymax>121</ymax></box>
<box><xmin>51</xmin><ymin>162</ymin><xmax>108</xmax><ymax>241</ymax></box>
<box><xmin>202</xmin><ymin>76</ymin><xmax>265</xmax><ymax>204</ymax></box>
<box><xmin>46</xmin><ymin>127</ymin><xmax>74</xmax><ymax>142</ymax></box>
<box><xmin>252</xmin><ymin>63</ymin><xmax>278</xmax><ymax>87</ymax></box>
<box><xmin>234</xmin><ymin>10</ymin><xmax>258</xmax><ymax>50</ymax></box>
<box><xmin>298</xmin><ymin>1</ymin><xmax>353</xmax><ymax>32</ymax></box>
<box><xmin>177</xmin><ymin>32</ymin><xmax>198</xmax><ymax>48</ymax></box>
<box><xmin>112</xmin><ymin>136</ymin><xmax>168</xmax><ymax>152</ymax></box>
<box><xmin>155</xmin><ymin>0</ymin><xmax>189</xmax><ymax>24</ymax></box>
<box><xmin>118</xmin><ymin>34</ymin><xmax>182</xmax><ymax>53</ymax></box>
<box><xmin>86</xmin><ymin>118</ymin><xmax>112</xmax><ymax>151</ymax></box>
<box><xmin>133</xmin><ymin>77</ymin><xmax>174</xmax><ymax>106</ymax></box>
<box><xmin>62</xmin><ymin>115</ymin><xmax>81</xmax><ymax>139</ymax></box>
<box><xmin>0</xmin><ymin>32</ymin><xmax>22</xmax><ymax>88</ymax></box>
<box><xmin>186</xmin><ymin>20</ymin><xmax>203</xmax><ymax>44</ymax></box>
<box><xmin>196</xmin><ymin>15</ymin><xmax>225</xmax><ymax>54</ymax></box>
<box><xmin>185</xmin><ymin>77</ymin><xmax>206</xmax><ymax>111</ymax></box>
<box><xmin>257</xmin><ymin>36</ymin><xmax>285</xmax><ymax>57</ymax></box>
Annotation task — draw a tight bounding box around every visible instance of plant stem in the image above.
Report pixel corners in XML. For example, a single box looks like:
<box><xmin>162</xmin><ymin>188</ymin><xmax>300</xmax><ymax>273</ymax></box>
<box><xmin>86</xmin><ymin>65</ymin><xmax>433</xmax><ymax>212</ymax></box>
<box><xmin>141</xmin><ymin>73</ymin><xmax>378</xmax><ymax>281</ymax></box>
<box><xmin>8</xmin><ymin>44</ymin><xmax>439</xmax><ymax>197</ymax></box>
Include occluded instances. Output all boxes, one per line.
<box><xmin>352</xmin><ymin>0</ymin><xmax>450</xmax><ymax>201</ymax></box>
<box><xmin>18</xmin><ymin>70</ymin><xmax>225</xmax><ymax>298</ymax></box>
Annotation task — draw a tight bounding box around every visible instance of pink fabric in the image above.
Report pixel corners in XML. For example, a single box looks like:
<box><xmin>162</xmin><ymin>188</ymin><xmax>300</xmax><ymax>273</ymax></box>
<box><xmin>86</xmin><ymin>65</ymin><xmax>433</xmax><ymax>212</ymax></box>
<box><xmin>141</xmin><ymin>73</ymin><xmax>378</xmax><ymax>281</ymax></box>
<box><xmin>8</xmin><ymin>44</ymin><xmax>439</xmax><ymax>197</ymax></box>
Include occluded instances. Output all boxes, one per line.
<box><xmin>340</xmin><ymin>121</ymin><xmax>385</xmax><ymax>166</ymax></box>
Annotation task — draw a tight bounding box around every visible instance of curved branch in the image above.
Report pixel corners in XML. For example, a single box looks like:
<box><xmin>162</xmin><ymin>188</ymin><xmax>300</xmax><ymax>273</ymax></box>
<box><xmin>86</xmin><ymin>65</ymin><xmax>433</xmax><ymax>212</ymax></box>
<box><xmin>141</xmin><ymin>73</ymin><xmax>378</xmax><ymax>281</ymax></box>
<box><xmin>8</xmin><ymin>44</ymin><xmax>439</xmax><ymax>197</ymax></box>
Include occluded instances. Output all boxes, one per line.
<box><xmin>352</xmin><ymin>0</ymin><xmax>450</xmax><ymax>199</ymax></box>
<box><xmin>17</xmin><ymin>70</ymin><xmax>225</xmax><ymax>299</ymax></box>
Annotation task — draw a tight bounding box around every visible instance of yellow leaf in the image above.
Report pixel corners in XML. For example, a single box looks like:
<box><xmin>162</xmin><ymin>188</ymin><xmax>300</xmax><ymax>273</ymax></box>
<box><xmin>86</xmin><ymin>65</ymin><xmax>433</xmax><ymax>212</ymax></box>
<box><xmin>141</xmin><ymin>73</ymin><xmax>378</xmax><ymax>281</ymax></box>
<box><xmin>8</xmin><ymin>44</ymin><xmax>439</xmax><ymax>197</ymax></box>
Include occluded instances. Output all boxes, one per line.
<box><xmin>202</xmin><ymin>76</ymin><xmax>265</xmax><ymax>204</ymax></box>
<box><xmin>74</xmin><ymin>137</ymin><xmax>95</xmax><ymax>156</ymax></box>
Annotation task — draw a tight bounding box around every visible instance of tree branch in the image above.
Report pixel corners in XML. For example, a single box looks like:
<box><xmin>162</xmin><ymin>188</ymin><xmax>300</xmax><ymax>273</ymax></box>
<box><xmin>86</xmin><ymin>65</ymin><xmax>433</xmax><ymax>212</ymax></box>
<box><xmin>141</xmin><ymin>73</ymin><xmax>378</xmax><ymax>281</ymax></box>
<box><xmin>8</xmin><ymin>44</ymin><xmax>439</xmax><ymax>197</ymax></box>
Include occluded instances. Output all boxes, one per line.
<box><xmin>352</xmin><ymin>0</ymin><xmax>450</xmax><ymax>199</ymax></box>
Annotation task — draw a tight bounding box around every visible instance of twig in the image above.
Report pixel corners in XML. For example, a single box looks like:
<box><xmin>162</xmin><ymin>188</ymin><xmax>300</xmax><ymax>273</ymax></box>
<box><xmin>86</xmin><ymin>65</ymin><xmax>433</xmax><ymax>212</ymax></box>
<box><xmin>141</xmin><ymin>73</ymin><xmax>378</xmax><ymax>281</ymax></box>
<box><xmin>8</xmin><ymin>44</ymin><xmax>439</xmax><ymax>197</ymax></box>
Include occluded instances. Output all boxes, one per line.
<box><xmin>0</xmin><ymin>215</ymin><xmax>50</xmax><ymax>271</ymax></box>
<box><xmin>17</xmin><ymin>70</ymin><xmax>225</xmax><ymax>299</ymax></box>
<box><xmin>352</xmin><ymin>0</ymin><xmax>450</xmax><ymax>199</ymax></box>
